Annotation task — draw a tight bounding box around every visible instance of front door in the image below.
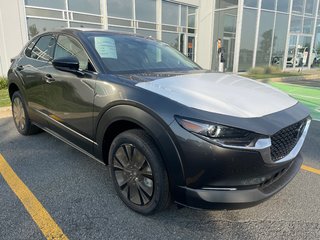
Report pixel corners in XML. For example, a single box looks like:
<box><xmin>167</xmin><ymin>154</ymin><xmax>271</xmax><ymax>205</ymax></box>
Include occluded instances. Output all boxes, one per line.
<box><xmin>44</xmin><ymin>34</ymin><xmax>97</xmax><ymax>153</ymax></box>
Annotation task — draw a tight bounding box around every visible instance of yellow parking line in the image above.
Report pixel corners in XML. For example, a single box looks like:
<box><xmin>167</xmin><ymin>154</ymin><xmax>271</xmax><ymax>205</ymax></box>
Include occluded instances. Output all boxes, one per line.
<box><xmin>301</xmin><ymin>164</ymin><xmax>320</xmax><ymax>175</ymax></box>
<box><xmin>0</xmin><ymin>154</ymin><xmax>68</xmax><ymax>240</ymax></box>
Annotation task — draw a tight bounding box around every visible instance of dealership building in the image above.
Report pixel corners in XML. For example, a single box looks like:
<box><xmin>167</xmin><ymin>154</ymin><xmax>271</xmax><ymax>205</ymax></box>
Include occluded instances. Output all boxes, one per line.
<box><xmin>0</xmin><ymin>0</ymin><xmax>320</xmax><ymax>76</ymax></box>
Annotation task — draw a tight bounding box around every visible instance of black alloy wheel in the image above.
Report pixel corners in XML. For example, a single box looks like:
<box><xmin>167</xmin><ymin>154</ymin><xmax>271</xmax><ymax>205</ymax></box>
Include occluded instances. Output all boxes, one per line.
<box><xmin>113</xmin><ymin>143</ymin><xmax>154</xmax><ymax>206</ymax></box>
<box><xmin>109</xmin><ymin>129</ymin><xmax>170</xmax><ymax>214</ymax></box>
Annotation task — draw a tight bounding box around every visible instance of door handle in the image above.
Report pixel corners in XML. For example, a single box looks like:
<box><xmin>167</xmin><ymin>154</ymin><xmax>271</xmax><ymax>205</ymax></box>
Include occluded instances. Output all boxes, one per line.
<box><xmin>44</xmin><ymin>74</ymin><xmax>55</xmax><ymax>83</ymax></box>
<box><xmin>16</xmin><ymin>65</ymin><xmax>24</xmax><ymax>71</ymax></box>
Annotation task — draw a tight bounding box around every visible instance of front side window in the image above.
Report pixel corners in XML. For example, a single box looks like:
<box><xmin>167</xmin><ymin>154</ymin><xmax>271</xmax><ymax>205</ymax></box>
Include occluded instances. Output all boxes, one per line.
<box><xmin>54</xmin><ymin>35</ymin><xmax>91</xmax><ymax>70</ymax></box>
<box><xmin>86</xmin><ymin>33</ymin><xmax>200</xmax><ymax>73</ymax></box>
<box><xmin>30</xmin><ymin>35</ymin><xmax>55</xmax><ymax>61</ymax></box>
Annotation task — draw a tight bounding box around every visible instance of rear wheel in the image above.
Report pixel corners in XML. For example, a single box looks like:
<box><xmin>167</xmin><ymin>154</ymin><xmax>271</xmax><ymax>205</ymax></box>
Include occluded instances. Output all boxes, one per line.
<box><xmin>109</xmin><ymin>129</ymin><xmax>170</xmax><ymax>215</ymax></box>
<box><xmin>12</xmin><ymin>91</ymin><xmax>41</xmax><ymax>135</ymax></box>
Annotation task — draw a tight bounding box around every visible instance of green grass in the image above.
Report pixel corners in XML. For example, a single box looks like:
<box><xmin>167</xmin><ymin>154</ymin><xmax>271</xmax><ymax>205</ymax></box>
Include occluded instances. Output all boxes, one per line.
<box><xmin>269</xmin><ymin>82</ymin><xmax>320</xmax><ymax>120</ymax></box>
<box><xmin>245</xmin><ymin>72</ymin><xmax>303</xmax><ymax>80</ymax></box>
<box><xmin>0</xmin><ymin>89</ymin><xmax>10</xmax><ymax>107</ymax></box>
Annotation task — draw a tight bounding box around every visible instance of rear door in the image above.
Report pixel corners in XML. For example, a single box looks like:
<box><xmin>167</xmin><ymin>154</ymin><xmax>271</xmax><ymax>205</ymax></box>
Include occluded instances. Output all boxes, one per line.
<box><xmin>43</xmin><ymin>34</ymin><xmax>97</xmax><ymax>153</ymax></box>
<box><xmin>15</xmin><ymin>34</ymin><xmax>56</xmax><ymax>127</ymax></box>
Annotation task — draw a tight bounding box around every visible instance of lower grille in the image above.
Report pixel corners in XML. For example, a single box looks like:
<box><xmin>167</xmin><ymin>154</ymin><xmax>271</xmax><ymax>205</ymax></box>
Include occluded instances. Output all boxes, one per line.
<box><xmin>260</xmin><ymin>167</ymin><xmax>287</xmax><ymax>189</ymax></box>
<box><xmin>271</xmin><ymin>119</ymin><xmax>307</xmax><ymax>161</ymax></box>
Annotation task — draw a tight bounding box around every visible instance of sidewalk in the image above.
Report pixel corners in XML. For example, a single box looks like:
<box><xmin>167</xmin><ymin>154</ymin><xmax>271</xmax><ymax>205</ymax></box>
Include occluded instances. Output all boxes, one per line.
<box><xmin>260</xmin><ymin>74</ymin><xmax>320</xmax><ymax>88</ymax></box>
<box><xmin>0</xmin><ymin>106</ymin><xmax>11</xmax><ymax>118</ymax></box>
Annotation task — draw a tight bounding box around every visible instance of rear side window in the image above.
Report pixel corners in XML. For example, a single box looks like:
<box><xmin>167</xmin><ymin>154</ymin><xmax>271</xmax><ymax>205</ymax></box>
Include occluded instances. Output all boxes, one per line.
<box><xmin>25</xmin><ymin>37</ymin><xmax>39</xmax><ymax>57</ymax></box>
<box><xmin>54</xmin><ymin>35</ymin><xmax>91</xmax><ymax>70</ymax></box>
<box><xmin>30</xmin><ymin>35</ymin><xmax>55</xmax><ymax>61</ymax></box>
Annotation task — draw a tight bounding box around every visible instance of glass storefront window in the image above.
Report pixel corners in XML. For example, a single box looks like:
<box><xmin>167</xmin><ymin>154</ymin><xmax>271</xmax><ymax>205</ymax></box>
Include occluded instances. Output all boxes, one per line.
<box><xmin>107</xmin><ymin>0</ymin><xmax>133</xmax><ymax>19</ymax></box>
<box><xmin>212</xmin><ymin>9</ymin><xmax>237</xmax><ymax>72</ymax></box>
<box><xmin>162</xmin><ymin>32</ymin><xmax>179</xmax><ymax>49</ymax></box>
<box><xmin>26</xmin><ymin>8</ymin><xmax>63</xmax><ymax>19</ymax></box>
<box><xmin>136</xmin><ymin>0</ymin><xmax>156</xmax><ymax>22</ymax></box>
<box><xmin>136</xmin><ymin>29</ymin><xmax>157</xmax><ymax>38</ymax></box>
<box><xmin>298</xmin><ymin>36</ymin><xmax>312</xmax><ymax>66</ymax></box>
<box><xmin>188</xmin><ymin>7</ymin><xmax>196</xmax><ymax>14</ymax></box>
<box><xmin>261</xmin><ymin>0</ymin><xmax>276</xmax><ymax>10</ymax></box>
<box><xmin>73</xmin><ymin>13</ymin><xmax>101</xmax><ymax>23</ymax></box>
<box><xmin>305</xmin><ymin>0</ymin><xmax>316</xmax><ymax>15</ymax></box>
<box><xmin>244</xmin><ymin>0</ymin><xmax>257</xmax><ymax>8</ymax></box>
<box><xmin>287</xmin><ymin>35</ymin><xmax>297</xmax><ymax>68</ymax></box>
<box><xmin>27</xmin><ymin>18</ymin><xmax>67</xmax><ymax>38</ymax></box>
<box><xmin>108</xmin><ymin>26</ymin><xmax>134</xmax><ymax>33</ymax></box>
<box><xmin>290</xmin><ymin>15</ymin><xmax>303</xmax><ymax>33</ymax></box>
<box><xmin>25</xmin><ymin>0</ymin><xmax>66</xmax><ymax>9</ymax></box>
<box><xmin>181</xmin><ymin>6</ymin><xmax>187</xmax><ymax>26</ymax></box>
<box><xmin>68</xmin><ymin>0</ymin><xmax>100</xmax><ymax>14</ymax></box>
<box><xmin>277</xmin><ymin>0</ymin><xmax>289</xmax><ymax>13</ymax></box>
<box><xmin>162</xmin><ymin>1</ymin><xmax>179</xmax><ymax>25</ymax></box>
<box><xmin>256</xmin><ymin>11</ymin><xmax>275</xmax><ymax>66</ymax></box>
<box><xmin>188</xmin><ymin>15</ymin><xmax>195</xmax><ymax>28</ymax></box>
<box><xmin>70</xmin><ymin>22</ymin><xmax>102</xmax><ymax>29</ymax></box>
<box><xmin>312</xmin><ymin>19</ymin><xmax>320</xmax><ymax>67</ymax></box>
<box><xmin>239</xmin><ymin>8</ymin><xmax>257</xmax><ymax>71</ymax></box>
<box><xmin>215</xmin><ymin>0</ymin><xmax>238</xmax><ymax>9</ymax></box>
<box><xmin>303</xmin><ymin>17</ymin><xmax>315</xmax><ymax>34</ymax></box>
<box><xmin>271</xmin><ymin>14</ymin><xmax>289</xmax><ymax>67</ymax></box>
<box><xmin>292</xmin><ymin>0</ymin><xmax>305</xmax><ymax>14</ymax></box>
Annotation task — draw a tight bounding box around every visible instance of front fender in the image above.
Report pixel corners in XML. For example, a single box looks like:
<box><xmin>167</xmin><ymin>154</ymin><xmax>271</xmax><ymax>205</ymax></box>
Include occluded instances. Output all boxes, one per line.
<box><xmin>95</xmin><ymin>104</ymin><xmax>186</xmax><ymax>194</ymax></box>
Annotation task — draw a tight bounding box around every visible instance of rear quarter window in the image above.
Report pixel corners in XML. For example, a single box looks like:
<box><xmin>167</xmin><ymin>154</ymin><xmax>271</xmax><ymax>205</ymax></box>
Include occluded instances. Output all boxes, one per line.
<box><xmin>25</xmin><ymin>37</ymin><xmax>39</xmax><ymax>58</ymax></box>
<box><xmin>29</xmin><ymin>35</ymin><xmax>56</xmax><ymax>61</ymax></box>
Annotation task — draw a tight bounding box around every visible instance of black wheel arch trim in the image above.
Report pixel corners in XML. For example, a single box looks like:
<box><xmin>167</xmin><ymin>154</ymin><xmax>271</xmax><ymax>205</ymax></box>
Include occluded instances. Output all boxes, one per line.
<box><xmin>94</xmin><ymin>102</ymin><xmax>186</xmax><ymax>191</ymax></box>
<box><xmin>8</xmin><ymin>70</ymin><xmax>27</xmax><ymax>102</ymax></box>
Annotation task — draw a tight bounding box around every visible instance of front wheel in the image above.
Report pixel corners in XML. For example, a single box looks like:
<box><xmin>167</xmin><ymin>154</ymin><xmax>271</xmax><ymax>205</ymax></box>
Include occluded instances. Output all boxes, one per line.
<box><xmin>109</xmin><ymin>129</ymin><xmax>171</xmax><ymax>215</ymax></box>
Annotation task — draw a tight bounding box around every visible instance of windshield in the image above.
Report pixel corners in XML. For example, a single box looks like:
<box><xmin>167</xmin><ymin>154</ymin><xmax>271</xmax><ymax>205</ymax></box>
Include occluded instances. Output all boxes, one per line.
<box><xmin>86</xmin><ymin>33</ymin><xmax>201</xmax><ymax>74</ymax></box>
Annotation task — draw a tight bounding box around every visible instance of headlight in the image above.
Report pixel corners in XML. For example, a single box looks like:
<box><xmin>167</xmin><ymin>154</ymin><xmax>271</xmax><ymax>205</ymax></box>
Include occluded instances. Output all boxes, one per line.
<box><xmin>176</xmin><ymin>117</ymin><xmax>260</xmax><ymax>147</ymax></box>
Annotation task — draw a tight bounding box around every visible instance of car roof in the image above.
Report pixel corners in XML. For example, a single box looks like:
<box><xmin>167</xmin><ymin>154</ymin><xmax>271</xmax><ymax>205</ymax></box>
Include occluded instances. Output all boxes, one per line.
<box><xmin>56</xmin><ymin>28</ymin><xmax>140</xmax><ymax>37</ymax></box>
<box><xmin>39</xmin><ymin>28</ymin><xmax>156</xmax><ymax>41</ymax></box>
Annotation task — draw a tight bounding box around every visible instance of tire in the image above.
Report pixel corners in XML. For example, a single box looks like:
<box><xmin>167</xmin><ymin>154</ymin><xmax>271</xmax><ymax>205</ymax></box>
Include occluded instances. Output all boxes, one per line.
<box><xmin>109</xmin><ymin>129</ymin><xmax>171</xmax><ymax>215</ymax></box>
<box><xmin>11</xmin><ymin>91</ymin><xmax>41</xmax><ymax>135</ymax></box>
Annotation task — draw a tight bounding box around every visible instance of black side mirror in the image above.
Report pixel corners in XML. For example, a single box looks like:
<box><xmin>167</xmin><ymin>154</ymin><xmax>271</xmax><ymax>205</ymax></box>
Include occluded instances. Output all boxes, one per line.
<box><xmin>52</xmin><ymin>56</ymin><xmax>80</xmax><ymax>73</ymax></box>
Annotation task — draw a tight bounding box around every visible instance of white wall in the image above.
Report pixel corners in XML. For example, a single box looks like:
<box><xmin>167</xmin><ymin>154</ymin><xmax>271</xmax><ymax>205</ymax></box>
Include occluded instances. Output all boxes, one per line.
<box><xmin>0</xmin><ymin>0</ymin><xmax>27</xmax><ymax>76</ymax></box>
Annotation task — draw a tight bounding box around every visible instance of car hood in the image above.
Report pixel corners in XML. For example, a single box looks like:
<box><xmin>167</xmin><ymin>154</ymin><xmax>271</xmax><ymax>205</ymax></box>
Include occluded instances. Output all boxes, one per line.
<box><xmin>136</xmin><ymin>73</ymin><xmax>298</xmax><ymax>118</ymax></box>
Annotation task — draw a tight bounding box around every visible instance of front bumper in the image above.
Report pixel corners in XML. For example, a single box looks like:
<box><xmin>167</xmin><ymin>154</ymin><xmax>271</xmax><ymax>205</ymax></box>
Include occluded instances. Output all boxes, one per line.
<box><xmin>175</xmin><ymin>153</ymin><xmax>303</xmax><ymax>210</ymax></box>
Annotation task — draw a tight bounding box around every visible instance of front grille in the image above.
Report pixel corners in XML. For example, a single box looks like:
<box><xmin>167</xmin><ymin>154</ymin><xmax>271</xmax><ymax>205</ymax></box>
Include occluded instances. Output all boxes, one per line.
<box><xmin>271</xmin><ymin>119</ymin><xmax>307</xmax><ymax>161</ymax></box>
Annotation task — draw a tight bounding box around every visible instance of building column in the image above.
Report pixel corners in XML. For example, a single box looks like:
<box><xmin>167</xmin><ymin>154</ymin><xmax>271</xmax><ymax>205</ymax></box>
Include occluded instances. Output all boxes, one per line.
<box><xmin>156</xmin><ymin>0</ymin><xmax>162</xmax><ymax>40</ymax></box>
<box><xmin>195</xmin><ymin>0</ymin><xmax>214</xmax><ymax>69</ymax></box>
<box><xmin>252</xmin><ymin>0</ymin><xmax>262</xmax><ymax>68</ymax></box>
<box><xmin>308</xmin><ymin>0</ymin><xmax>320</xmax><ymax>69</ymax></box>
<box><xmin>232</xmin><ymin>0</ymin><xmax>244</xmax><ymax>73</ymax></box>
<box><xmin>101</xmin><ymin>0</ymin><xmax>108</xmax><ymax>29</ymax></box>
<box><xmin>282</xmin><ymin>0</ymin><xmax>293</xmax><ymax>71</ymax></box>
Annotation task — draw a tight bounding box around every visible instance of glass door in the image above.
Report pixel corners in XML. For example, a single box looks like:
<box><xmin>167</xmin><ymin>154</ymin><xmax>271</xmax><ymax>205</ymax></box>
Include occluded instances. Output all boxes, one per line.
<box><xmin>187</xmin><ymin>35</ymin><xmax>195</xmax><ymax>61</ymax></box>
<box><xmin>286</xmin><ymin>34</ymin><xmax>312</xmax><ymax>69</ymax></box>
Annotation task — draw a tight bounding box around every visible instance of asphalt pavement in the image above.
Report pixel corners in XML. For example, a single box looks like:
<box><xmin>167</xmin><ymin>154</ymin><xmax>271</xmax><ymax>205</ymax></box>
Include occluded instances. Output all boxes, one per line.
<box><xmin>0</xmin><ymin>116</ymin><xmax>319</xmax><ymax>240</ymax></box>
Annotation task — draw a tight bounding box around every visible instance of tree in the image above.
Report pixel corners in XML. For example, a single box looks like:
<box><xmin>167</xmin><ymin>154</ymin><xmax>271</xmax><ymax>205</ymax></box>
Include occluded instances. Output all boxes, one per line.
<box><xmin>29</xmin><ymin>24</ymin><xmax>39</xmax><ymax>37</ymax></box>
